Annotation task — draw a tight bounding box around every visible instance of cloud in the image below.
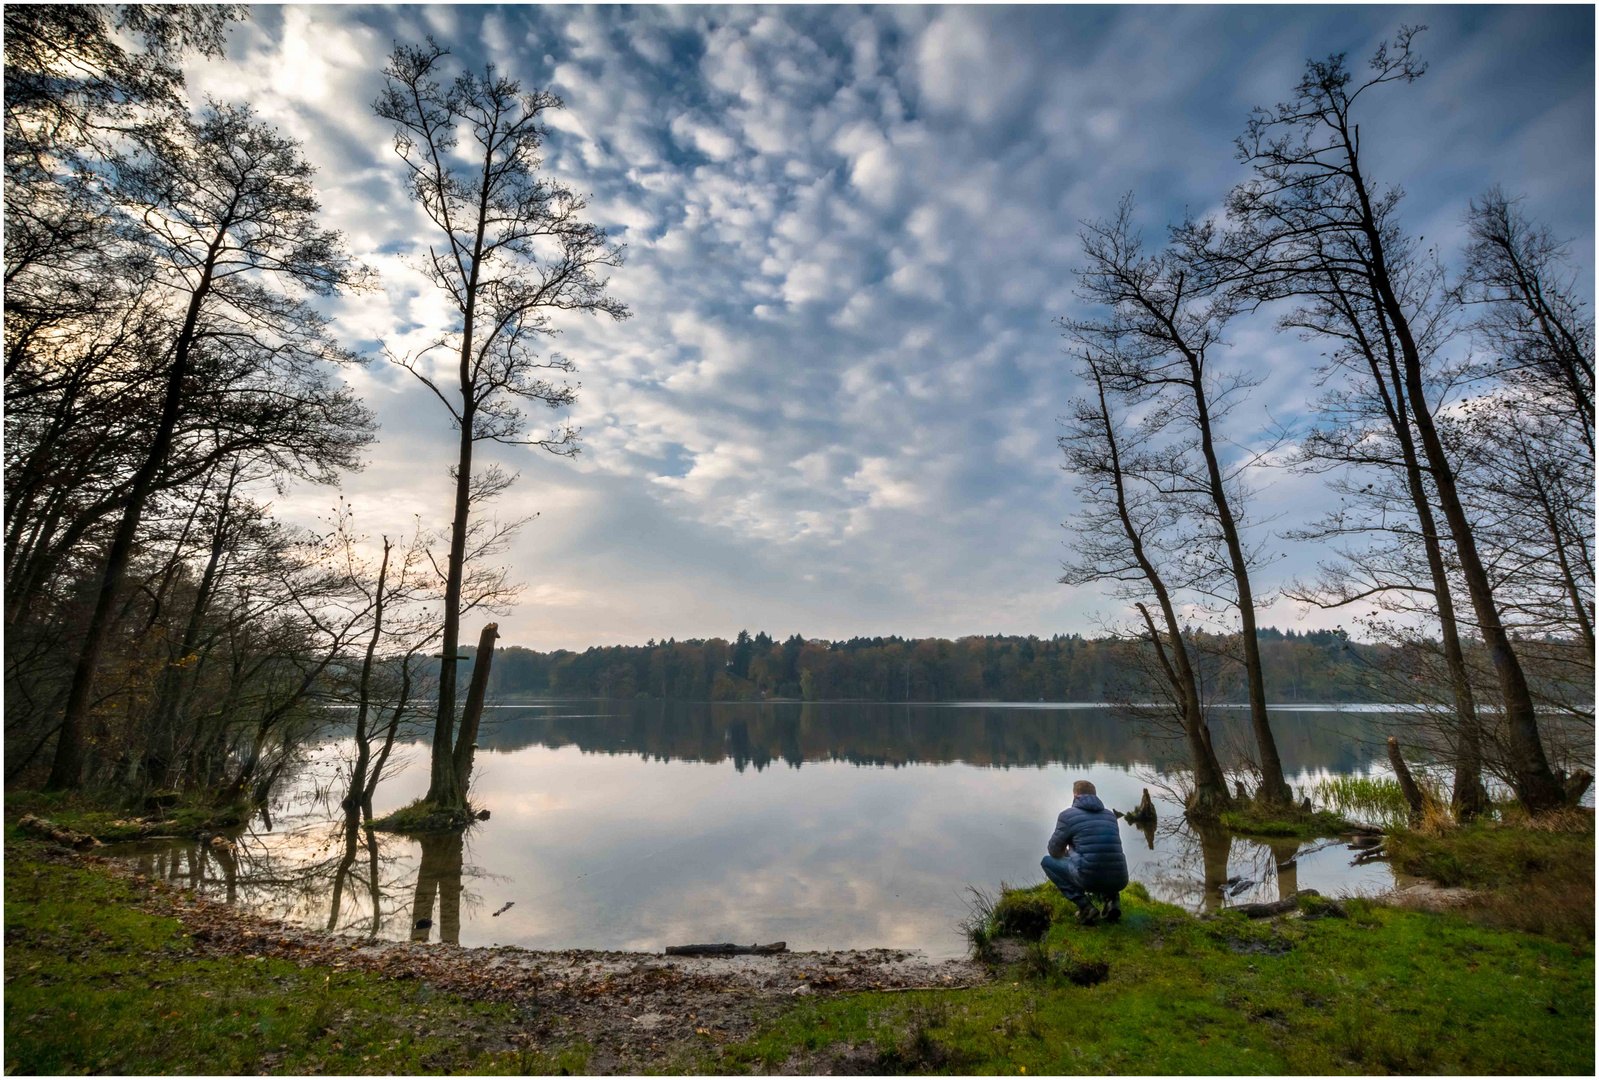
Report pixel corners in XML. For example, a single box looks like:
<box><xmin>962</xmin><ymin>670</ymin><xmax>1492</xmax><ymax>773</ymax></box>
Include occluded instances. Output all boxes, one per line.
<box><xmin>184</xmin><ymin>5</ymin><xmax>1595</xmax><ymax>649</ymax></box>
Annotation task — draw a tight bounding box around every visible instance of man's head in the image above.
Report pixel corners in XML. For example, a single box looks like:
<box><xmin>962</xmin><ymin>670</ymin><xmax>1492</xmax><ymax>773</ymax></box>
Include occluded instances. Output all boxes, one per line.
<box><xmin>1072</xmin><ymin>780</ymin><xmax>1097</xmax><ymax>797</ymax></box>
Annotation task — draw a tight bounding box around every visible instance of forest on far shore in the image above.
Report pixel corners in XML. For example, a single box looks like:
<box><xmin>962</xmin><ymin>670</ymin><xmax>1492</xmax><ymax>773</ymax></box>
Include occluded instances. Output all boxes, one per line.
<box><xmin>476</xmin><ymin>627</ymin><xmax>1558</xmax><ymax>706</ymax></box>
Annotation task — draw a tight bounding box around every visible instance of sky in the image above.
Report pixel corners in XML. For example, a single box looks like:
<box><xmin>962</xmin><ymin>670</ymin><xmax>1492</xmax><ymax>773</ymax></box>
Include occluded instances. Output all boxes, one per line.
<box><xmin>181</xmin><ymin>5</ymin><xmax>1595</xmax><ymax>651</ymax></box>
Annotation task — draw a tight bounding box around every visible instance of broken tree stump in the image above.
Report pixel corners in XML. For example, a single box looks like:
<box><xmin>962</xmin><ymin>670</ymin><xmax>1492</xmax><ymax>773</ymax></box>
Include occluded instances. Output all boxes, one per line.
<box><xmin>1124</xmin><ymin>788</ymin><xmax>1157</xmax><ymax>825</ymax></box>
<box><xmin>1387</xmin><ymin>737</ymin><xmax>1426</xmax><ymax>823</ymax></box>
<box><xmin>665</xmin><ymin>942</ymin><xmax>788</xmax><ymax>956</ymax></box>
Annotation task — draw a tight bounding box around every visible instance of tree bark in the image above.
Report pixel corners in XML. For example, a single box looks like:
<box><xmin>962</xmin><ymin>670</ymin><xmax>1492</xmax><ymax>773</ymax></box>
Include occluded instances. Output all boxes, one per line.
<box><xmin>1184</xmin><ymin>357</ymin><xmax>1291</xmax><ymax>805</ymax></box>
<box><xmin>451</xmin><ymin>622</ymin><xmax>498</xmax><ymax>797</ymax></box>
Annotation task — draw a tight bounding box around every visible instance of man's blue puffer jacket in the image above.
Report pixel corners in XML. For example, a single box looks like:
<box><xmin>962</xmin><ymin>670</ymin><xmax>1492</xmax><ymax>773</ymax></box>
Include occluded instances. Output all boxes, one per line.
<box><xmin>1047</xmin><ymin>793</ymin><xmax>1129</xmax><ymax>892</ymax></box>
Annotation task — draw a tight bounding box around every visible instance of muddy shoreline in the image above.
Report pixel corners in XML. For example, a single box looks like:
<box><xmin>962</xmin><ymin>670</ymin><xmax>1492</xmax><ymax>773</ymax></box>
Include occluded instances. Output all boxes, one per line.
<box><xmin>91</xmin><ymin>852</ymin><xmax>985</xmax><ymax>1072</ymax></box>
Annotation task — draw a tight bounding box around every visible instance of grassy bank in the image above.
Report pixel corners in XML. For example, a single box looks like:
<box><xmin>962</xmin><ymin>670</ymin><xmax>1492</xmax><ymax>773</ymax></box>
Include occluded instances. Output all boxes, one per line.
<box><xmin>1384</xmin><ymin>814</ymin><xmax>1595</xmax><ymax>942</ymax></box>
<box><xmin>721</xmin><ymin>880</ymin><xmax>1593</xmax><ymax>1074</ymax></box>
<box><xmin>3</xmin><ymin>833</ymin><xmax>587</xmax><ymax>1075</ymax></box>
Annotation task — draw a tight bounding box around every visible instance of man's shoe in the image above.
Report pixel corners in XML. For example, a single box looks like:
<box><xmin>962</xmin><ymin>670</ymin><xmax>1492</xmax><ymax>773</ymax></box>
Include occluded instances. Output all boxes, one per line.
<box><xmin>1103</xmin><ymin>896</ymin><xmax>1122</xmax><ymax>924</ymax></box>
<box><xmin>1075</xmin><ymin>903</ymin><xmax>1100</xmax><ymax>926</ymax></box>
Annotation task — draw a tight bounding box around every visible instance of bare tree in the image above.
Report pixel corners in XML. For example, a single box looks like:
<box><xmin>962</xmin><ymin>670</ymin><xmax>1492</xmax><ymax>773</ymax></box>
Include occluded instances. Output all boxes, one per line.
<box><xmin>1202</xmin><ymin>27</ymin><xmax>1567</xmax><ymax>812</ymax></box>
<box><xmin>1263</xmin><ymin>217</ymin><xmax>1492</xmax><ymax>817</ymax></box>
<box><xmin>1059</xmin><ymin>347</ymin><xmax>1231</xmax><ymax>813</ymax></box>
<box><xmin>44</xmin><ymin>103</ymin><xmax>373</xmax><ymax>789</ymax></box>
<box><xmin>1456</xmin><ymin>187</ymin><xmax>1595</xmax><ymax>451</ymax></box>
<box><xmin>373</xmin><ymin>38</ymin><xmax>629</xmax><ymax>812</ymax></box>
<box><xmin>1064</xmin><ymin>197</ymin><xmax>1292</xmax><ymax>805</ymax></box>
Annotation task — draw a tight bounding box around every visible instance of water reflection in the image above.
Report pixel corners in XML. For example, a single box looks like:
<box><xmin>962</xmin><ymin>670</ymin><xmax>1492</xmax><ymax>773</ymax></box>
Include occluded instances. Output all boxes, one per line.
<box><xmin>113</xmin><ymin>702</ymin><xmax>1404</xmax><ymax>957</ymax></box>
<box><xmin>468</xmin><ymin>700</ymin><xmax>1395</xmax><ymax>775</ymax></box>
<box><xmin>408</xmin><ymin>832</ymin><xmax>465</xmax><ymax>944</ymax></box>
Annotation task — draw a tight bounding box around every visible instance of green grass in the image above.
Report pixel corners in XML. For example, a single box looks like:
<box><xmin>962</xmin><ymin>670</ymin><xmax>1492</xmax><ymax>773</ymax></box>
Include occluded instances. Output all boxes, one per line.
<box><xmin>1386</xmin><ymin>820</ymin><xmax>1592</xmax><ymax>889</ymax></box>
<box><xmin>3</xmin><ymin>832</ymin><xmax>588</xmax><ymax>1075</ymax></box>
<box><xmin>1384</xmin><ymin>818</ymin><xmax>1595</xmax><ymax>943</ymax></box>
<box><xmin>1218</xmin><ymin>804</ymin><xmax>1354</xmax><ymax>838</ymax></box>
<box><xmin>1312</xmin><ymin>775</ymin><xmax>1413</xmax><ymax>828</ymax></box>
<box><xmin>720</xmin><ymin>881</ymin><xmax>1594</xmax><ymax>1075</ymax></box>
<box><xmin>7</xmin><ymin>811</ymin><xmax>1593</xmax><ymax>1076</ymax></box>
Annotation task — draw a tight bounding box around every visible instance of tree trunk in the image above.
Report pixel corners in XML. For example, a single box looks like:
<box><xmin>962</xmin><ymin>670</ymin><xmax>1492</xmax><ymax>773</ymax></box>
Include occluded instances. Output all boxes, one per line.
<box><xmin>146</xmin><ymin>463</ymin><xmax>238</xmax><ymax>789</ymax></box>
<box><xmin>424</xmin><ymin>404</ymin><xmax>473</xmax><ymax>809</ymax></box>
<box><xmin>451</xmin><ymin>622</ymin><xmax>499</xmax><ymax>798</ymax></box>
<box><xmin>47</xmin><ymin>249</ymin><xmax>221</xmax><ymax>790</ymax></box>
<box><xmin>1386</xmin><ymin>737</ymin><xmax>1426</xmax><ymax>823</ymax></box>
<box><xmin>1185</xmin><ymin>359</ymin><xmax>1290</xmax><ymax>805</ymax></box>
<box><xmin>1348</xmin><ymin>145</ymin><xmax>1565</xmax><ymax>815</ymax></box>
<box><xmin>1366</xmin><ymin>314</ymin><xmax>1490</xmax><ymax>820</ymax></box>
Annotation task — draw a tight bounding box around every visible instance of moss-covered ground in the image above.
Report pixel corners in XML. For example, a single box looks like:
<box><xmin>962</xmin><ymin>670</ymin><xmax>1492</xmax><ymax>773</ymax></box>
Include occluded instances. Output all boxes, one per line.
<box><xmin>719</xmin><ymin>880</ymin><xmax>1593</xmax><ymax>1075</ymax></box>
<box><xmin>7</xmin><ymin>788</ymin><xmax>251</xmax><ymax>842</ymax></box>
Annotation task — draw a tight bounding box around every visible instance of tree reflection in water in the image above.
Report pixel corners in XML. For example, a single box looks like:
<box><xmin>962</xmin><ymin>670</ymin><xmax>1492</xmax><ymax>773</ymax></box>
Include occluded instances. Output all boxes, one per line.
<box><xmin>1141</xmin><ymin>817</ymin><xmax>1316</xmax><ymax>913</ymax></box>
<box><xmin>108</xmin><ymin>703</ymin><xmax>1417</xmax><ymax>951</ymax></box>
<box><xmin>408</xmin><ymin>832</ymin><xmax>466</xmax><ymax>944</ymax></box>
<box><xmin>125</xmin><ymin>812</ymin><xmax>484</xmax><ymax>942</ymax></box>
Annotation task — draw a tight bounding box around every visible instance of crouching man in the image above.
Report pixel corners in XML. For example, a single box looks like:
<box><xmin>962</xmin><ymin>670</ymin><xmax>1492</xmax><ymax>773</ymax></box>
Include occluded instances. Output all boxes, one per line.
<box><xmin>1041</xmin><ymin>779</ymin><xmax>1129</xmax><ymax>925</ymax></box>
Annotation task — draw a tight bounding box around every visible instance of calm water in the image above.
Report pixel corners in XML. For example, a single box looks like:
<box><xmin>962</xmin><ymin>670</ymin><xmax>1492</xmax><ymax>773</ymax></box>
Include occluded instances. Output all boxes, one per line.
<box><xmin>116</xmin><ymin>701</ymin><xmax>1407</xmax><ymax>957</ymax></box>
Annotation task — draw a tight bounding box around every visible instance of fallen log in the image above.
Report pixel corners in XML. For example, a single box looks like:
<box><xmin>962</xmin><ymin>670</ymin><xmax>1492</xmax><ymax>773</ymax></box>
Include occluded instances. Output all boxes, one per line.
<box><xmin>665</xmin><ymin>942</ymin><xmax>788</xmax><ymax>956</ymax></box>
<box><xmin>17</xmin><ymin>814</ymin><xmax>100</xmax><ymax>850</ymax></box>
<box><xmin>1229</xmin><ymin>889</ymin><xmax>1319</xmax><ymax>919</ymax></box>
<box><xmin>1352</xmin><ymin>846</ymin><xmax>1388</xmax><ymax>865</ymax></box>
<box><xmin>871</xmin><ymin>984</ymin><xmax>977</xmax><ymax>993</ymax></box>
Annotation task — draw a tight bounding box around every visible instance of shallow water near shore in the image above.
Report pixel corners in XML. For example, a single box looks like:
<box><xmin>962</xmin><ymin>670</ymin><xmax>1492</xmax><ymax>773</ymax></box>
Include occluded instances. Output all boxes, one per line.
<box><xmin>113</xmin><ymin>700</ymin><xmax>1409</xmax><ymax>957</ymax></box>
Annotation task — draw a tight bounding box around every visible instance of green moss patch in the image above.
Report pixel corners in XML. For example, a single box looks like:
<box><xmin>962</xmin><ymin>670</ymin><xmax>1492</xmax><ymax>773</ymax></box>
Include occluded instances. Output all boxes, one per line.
<box><xmin>369</xmin><ymin>799</ymin><xmax>480</xmax><ymax>834</ymax></box>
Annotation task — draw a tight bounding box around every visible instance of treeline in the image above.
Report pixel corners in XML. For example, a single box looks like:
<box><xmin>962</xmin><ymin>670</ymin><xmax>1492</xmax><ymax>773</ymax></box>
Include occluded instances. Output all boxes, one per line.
<box><xmin>483</xmin><ymin>627</ymin><xmax>1388</xmax><ymax>703</ymax></box>
<box><xmin>468</xmin><ymin>699</ymin><xmax>1396</xmax><ymax>776</ymax></box>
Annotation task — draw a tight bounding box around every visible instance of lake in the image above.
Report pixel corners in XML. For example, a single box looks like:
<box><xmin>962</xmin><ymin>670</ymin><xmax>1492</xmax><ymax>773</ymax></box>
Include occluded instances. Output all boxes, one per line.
<box><xmin>114</xmin><ymin>700</ymin><xmax>1408</xmax><ymax>957</ymax></box>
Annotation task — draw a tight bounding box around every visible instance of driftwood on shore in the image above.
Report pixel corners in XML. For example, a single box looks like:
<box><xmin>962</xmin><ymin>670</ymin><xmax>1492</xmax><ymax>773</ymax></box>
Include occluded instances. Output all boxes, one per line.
<box><xmin>1228</xmin><ymin>889</ymin><xmax>1320</xmax><ymax>919</ymax></box>
<box><xmin>665</xmin><ymin>942</ymin><xmax>788</xmax><ymax>956</ymax></box>
<box><xmin>18</xmin><ymin>814</ymin><xmax>100</xmax><ymax>850</ymax></box>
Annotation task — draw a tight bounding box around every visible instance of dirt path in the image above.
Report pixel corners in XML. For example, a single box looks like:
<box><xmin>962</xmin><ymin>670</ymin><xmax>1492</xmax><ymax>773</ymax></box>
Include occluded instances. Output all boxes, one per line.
<box><xmin>95</xmin><ymin>854</ymin><xmax>985</xmax><ymax>1072</ymax></box>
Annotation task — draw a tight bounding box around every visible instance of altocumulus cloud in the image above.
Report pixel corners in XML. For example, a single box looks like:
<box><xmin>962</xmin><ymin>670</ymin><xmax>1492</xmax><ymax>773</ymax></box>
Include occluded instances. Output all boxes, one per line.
<box><xmin>182</xmin><ymin>5</ymin><xmax>1593</xmax><ymax>649</ymax></box>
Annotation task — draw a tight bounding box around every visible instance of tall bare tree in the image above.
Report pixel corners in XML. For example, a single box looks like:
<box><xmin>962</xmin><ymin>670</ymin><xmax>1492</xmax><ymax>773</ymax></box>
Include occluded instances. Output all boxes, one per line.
<box><xmin>1202</xmin><ymin>27</ymin><xmax>1567</xmax><ymax>812</ymax></box>
<box><xmin>1264</xmin><ymin>218</ymin><xmax>1492</xmax><ymax>817</ymax></box>
<box><xmin>1064</xmin><ymin>197</ymin><xmax>1293</xmax><ymax>805</ymax></box>
<box><xmin>44</xmin><ymin>103</ymin><xmax>373</xmax><ymax>789</ymax></box>
<box><xmin>374</xmin><ymin>38</ymin><xmax>629</xmax><ymax>812</ymax></box>
<box><xmin>1059</xmin><ymin>353</ymin><xmax>1232</xmax><ymax>813</ymax></box>
<box><xmin>1456</xmin><ymin>187</ymin><xmax>1595</xmax><ymax>452</ymax></box>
